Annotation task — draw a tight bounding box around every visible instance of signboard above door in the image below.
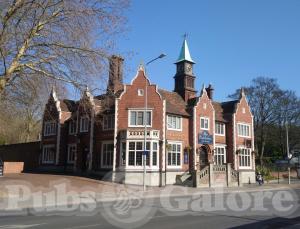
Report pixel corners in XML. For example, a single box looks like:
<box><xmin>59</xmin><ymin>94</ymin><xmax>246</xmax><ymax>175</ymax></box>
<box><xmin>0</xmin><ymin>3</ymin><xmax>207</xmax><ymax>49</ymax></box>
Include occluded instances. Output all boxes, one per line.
<box><xmin>198</xmin><ymin>130</ymin><xmax>213</xmax><ymax>145</ymax></box>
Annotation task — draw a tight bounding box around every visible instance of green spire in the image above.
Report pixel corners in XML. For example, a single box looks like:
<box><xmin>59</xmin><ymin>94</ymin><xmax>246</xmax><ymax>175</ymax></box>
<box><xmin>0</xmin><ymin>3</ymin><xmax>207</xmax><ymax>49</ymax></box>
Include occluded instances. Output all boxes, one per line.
<box><xmin>175</xmin><ymin>36</ymin><xmax>195</xmax><ymax>64</ymax></box>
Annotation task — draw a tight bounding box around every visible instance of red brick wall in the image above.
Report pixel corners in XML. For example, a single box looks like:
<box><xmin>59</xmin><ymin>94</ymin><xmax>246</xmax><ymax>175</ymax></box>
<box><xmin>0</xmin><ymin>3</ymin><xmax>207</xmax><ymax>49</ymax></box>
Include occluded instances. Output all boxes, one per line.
<box><xmin>195</xmin><ymin>90</ymin><xmax>215</xmax><ymax>163</ymax></box>
<box><xmin>3</xmin><ymin>162</ymin><xmax>24</xmax><ymax>174</ymax></box>
<box><xmin>166</xmin><ymin>117</ymin><xmax>190</xmax><ymax>171</ymax></box>
<box><xmin>0</xmin><ymin>142</ymin><xmax>40</xmax><ymax>171</ymax></box>
<box><xmin>117</xmin><ymin>69</ymin><xmax>164</xmax><ymax>168</ymax></box>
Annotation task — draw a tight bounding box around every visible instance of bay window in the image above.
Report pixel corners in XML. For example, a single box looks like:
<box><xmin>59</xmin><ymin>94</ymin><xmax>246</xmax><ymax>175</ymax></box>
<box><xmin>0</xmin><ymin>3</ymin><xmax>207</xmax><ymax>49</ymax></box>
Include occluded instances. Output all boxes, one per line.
<box><xmin>127</xmin><ymin>141</ymin><xmax>158</xmax><ymax>167</ymax></box>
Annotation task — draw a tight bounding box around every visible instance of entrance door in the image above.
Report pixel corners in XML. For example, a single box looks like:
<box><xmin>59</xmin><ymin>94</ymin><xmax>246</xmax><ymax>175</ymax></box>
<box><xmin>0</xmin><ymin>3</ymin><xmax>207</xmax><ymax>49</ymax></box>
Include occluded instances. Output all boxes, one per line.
<box><xmin>199</xmin><ymin>146</ymin><xmax>208</xmax><ymax>169</ymax></box>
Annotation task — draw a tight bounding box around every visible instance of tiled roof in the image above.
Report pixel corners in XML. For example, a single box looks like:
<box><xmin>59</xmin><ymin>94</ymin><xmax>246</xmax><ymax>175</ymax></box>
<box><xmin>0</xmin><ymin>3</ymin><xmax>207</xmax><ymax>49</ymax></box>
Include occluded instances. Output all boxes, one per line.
<box><xmin>158</xmin><ymin>89</ymin><xmax>190</xmax><ymax>116</ymax></box>
<box><xmin>213</xmin><ymin>100</ymin><xmax>238</xmax><ymax>122</ymax></box>
<box><xmin>60</xmin><ymin>99</ymin><xmax>77</xmax><ymax>112</ymax></box>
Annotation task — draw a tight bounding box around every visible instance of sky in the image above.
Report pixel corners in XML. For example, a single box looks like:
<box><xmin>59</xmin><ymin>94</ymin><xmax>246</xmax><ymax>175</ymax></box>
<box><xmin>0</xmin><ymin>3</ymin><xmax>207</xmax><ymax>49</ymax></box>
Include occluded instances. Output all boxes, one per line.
<box><xmin>114</xmin><ymin>0</ymin><xmax>300</xmax><ymax>102</ymax></box>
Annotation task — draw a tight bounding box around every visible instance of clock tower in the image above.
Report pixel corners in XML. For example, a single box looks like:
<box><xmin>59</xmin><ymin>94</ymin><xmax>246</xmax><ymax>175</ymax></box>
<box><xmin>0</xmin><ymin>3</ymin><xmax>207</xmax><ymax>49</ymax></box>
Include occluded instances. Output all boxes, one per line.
<box><xmin>174</xmin><ymin>37</ymin><xmax>197</xmax><ymax>102</ymax></box>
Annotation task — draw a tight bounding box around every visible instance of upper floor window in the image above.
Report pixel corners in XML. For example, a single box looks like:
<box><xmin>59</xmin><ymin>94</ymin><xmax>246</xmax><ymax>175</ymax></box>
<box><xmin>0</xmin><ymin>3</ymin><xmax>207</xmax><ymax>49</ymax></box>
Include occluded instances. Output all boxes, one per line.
<box><xmin>80</xmin><ymin>117</ymin><xmax>89</xmax><ymax>132</ymax></box>
<box><xmin>44</xmin><ymin>121</ymin><xmax>56</xmax><ymax>136</ymax></box>
<box><xmin>69</xmin><ymin>121</ymin><xmax>76</xmax><ymax>135</ymax></box>
<box><xmin>237</xmin><ymin>123</ymin><xmax>251</xmax><ymax>137</ymax></box>
<box><xmin>129</xmin><ymin>110</ymin><xmax>151</xmax><ymax>127</ymax></box>
<box><xmin>167</xmin><ymin>115</ymin><xmax>182</xmax><ymax>131</ymax></box>
<box><xmin>67</xmin><ymin>144</ymin><xmax>76</xmax><ymax>164</ymax></box>
<box><xmin>103</xmin><ymin>115</ymin><xmax>115</xmax><ymax>130</ymax></box>
<box><xmin>215</xmin><ymin>122</ymin><xmax>225</xmax><ymax>136</ymax></box>
<box><xmin>200</xmin><ymin>117</ymin><xmax>209</xmax><ymax>130</ymax></box>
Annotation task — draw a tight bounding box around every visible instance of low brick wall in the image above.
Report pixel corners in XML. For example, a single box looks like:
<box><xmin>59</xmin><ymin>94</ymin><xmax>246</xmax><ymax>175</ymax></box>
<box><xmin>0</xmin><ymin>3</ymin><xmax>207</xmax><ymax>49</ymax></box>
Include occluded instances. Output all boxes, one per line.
<box><xmin>0</xmin><ymin>141</ymin><xmax>40</xmax><ymax>171</ymax></box>
<box><xmin>3</xmin><ymin>162</ymin><xmax>24</xmax><ymax>174</ymax></box>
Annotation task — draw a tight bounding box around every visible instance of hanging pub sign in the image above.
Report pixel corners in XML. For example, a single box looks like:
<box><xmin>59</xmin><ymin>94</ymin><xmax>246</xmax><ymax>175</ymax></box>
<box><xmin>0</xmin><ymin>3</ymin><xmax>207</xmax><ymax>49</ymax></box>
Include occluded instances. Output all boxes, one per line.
<box><xmin>198</xmin><ymin>130</ymin><xmax>213</xmax><ymax>145</ymax></box>
<box><xmin>245</xmin><ymin>139</ymin><xmax>252</xmax><ymax>148</ymax></box>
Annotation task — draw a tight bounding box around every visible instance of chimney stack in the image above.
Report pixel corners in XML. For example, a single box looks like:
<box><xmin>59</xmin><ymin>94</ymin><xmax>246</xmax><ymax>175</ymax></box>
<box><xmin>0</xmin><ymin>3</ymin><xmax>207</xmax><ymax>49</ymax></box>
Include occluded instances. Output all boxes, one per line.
<box><xmin>206</xmin><ymin>84</ymin><xmax>214</xmax><ymax>100</ymax></box>
<box><xmin>107</xmin><ymin>55</ymin><xmax>124</xmax><ymax>94</ymax></box>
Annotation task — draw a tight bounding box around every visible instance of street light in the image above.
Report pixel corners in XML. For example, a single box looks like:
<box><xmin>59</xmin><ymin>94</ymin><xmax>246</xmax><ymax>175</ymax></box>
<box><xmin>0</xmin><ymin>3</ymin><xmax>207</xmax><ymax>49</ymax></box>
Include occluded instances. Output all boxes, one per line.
<box><xmin>143</xmin><ymin>53</ymin><xmax>166</xmax><ymax>191</ymax></box>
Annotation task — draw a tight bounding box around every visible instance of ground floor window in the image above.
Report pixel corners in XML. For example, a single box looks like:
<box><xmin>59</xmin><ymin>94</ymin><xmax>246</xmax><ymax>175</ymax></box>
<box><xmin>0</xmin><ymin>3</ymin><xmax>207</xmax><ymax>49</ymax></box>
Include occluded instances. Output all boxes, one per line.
<box><xmin>167</xmin><ymin>142</ymin><xmax>181</xmax><ymax>167</ymax></box>
<box><xmin>102</xmin><ymin>142</ymin><xmax>114</xmax><ymax>168</ymax></box>
<box><xmin>67</xmin><ymin>144</ymin><xmax>76</xmax><ymax>164</ymax></box>
<box><xmin>214</xmin><ymin>146</ymin><xmax>226</xmax><ymax>165</ymax></box>
<box><xmin>42</xmin><ymin>145</ymin><xmax>55</xmax><ymax>164</ymax></box>
<box><xmin>239</xmin><ymin>148</ymin><xmax>251</xmax><ymax>167</ymax></box>
<box><xmin>127</xmin><ymin>141</ymin><xmax>158</xmax><ymax>167</ymax></box>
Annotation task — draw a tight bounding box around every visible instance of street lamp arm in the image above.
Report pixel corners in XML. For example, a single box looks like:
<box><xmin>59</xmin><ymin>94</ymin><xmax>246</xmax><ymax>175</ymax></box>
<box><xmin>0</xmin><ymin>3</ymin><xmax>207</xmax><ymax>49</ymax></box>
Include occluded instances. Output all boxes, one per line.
<box><xmin>146</xmin><ymin>53</ymin><xmax>166</xmax><ymax>66</ymax></box>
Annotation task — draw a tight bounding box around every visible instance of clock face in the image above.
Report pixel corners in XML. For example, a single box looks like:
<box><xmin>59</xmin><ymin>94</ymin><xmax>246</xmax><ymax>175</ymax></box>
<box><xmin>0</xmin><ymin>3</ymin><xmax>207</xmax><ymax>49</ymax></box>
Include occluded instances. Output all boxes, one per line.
<box><xmin>186</xmin><ymin>64</ymin><xmax>192</xmax><ymax>73</ymax></box>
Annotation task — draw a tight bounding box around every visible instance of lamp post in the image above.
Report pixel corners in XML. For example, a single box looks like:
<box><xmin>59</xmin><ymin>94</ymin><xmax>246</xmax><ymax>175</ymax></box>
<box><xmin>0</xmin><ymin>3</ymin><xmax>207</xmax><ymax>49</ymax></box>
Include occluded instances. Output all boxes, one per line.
<box><xmin>143</xmin><ymin>53</ymin><xmax>166</xmax><ymax>191</ymax></box>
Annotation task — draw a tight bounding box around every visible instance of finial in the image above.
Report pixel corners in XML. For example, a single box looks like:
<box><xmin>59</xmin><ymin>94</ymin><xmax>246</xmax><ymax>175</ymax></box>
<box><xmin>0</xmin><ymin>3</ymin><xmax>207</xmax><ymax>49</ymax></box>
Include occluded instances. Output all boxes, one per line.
<box><xmin>240</xmin><ymin>87</ymin><xmax>245</xmax><ymax>97</ymax></box>
<box><xmin>183</xmin><ymin>32</ymin><xmax>188</xmax><ymax>40</ymax></box>
<box><xmin>138</xmin><ymin>61</ymin><xmax>145</xmax><ymax>71</ymax></box>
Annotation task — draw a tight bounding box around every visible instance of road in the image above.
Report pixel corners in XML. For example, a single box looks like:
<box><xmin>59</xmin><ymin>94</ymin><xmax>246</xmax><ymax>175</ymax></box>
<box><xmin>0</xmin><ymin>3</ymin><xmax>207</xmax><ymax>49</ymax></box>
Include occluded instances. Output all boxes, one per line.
<box><xmin>0</xmin><ymin>188</ymin><xmax>300</xmax><ymax>229</ymax></box>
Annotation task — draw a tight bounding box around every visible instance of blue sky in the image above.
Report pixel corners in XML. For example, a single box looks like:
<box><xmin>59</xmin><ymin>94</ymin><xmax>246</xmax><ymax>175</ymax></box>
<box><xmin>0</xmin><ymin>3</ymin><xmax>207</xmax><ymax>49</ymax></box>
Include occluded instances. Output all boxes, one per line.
<box><xmin>114</xmin><ymin>0</ymin><xmax>300</xmax><ymax>102</ymax></box>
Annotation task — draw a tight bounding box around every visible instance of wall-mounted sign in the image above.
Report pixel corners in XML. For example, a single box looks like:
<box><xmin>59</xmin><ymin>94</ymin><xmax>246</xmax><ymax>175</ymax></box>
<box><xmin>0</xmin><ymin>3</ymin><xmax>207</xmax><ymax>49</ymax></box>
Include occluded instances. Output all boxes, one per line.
<box><xmin>198</xmin><ymin>130</ymin><xmax>213</xmax><ymax>145</ymax></box>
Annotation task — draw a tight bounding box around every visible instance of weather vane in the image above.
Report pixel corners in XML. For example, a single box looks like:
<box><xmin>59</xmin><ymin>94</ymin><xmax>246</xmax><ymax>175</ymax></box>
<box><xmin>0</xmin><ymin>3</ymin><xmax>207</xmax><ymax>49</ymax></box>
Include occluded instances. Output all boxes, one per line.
<box><xmin>183</xmin><ymin>32</ymin><xmax>189</xmax><ymax>39</ymax></box>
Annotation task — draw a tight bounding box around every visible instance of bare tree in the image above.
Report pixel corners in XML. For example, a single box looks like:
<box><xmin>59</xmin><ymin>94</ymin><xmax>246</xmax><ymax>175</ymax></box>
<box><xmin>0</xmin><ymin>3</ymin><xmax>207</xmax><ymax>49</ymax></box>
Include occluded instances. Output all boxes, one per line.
<box><xmin>0</xmin><ymin>0</ymin><xmax>129</xmax><ymax>94</ymax></box>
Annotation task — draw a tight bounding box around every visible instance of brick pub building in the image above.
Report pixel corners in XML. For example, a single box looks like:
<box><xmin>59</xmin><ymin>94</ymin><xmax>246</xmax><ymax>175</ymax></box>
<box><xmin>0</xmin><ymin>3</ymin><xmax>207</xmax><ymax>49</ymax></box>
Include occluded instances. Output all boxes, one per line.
<box><xmin>41</xmin><ymin>38</ymin><xmax>256</xmax><ymax>186</ymax></box>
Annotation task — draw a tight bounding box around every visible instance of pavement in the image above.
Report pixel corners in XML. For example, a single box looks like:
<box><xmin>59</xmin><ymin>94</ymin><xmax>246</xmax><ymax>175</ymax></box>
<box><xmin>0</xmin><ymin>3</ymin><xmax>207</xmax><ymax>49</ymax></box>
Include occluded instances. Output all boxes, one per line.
<box><xmin>0</xmin><ymin>173</ymin><xmax>300</xmax><ymax>228</ymax></box>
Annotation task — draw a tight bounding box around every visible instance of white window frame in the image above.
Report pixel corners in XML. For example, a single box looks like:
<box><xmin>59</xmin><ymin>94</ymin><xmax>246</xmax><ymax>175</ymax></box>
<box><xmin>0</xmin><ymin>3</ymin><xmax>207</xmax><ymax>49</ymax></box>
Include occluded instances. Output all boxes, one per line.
<box><xmin>167</xmin><ymin>115</ymin><xmax>182</xmax><ymax>131</ymax></box>
<box><xmin>67</xmin><ymin>144</ymin><xmax>76</xmax><ymax>164</ymax></box>
<box><xmin>167</xmin><ymin>141</ymin><xmax>182</xmax><ymax>168</ymax></box>
<box><xmin>237</xmin><ymin>123</ymin><xmax>251</xmax><ymax>138</ymax></box>
<box><xmin>44</xmin><ymin>121</ymin><xmax>56</xmax><ymax>136</ymax></box>
<box><xmin>214</xmin><ymin>145</ymin><xmax>226</xmax><ymax>165</ymax></box>
<box><xmin>128</xmin><ymin>110</ymin><xmax>152</xmax><ymax>127</ymax></box>
<box><xmin>42</xmin><ymin>145</ymin><xmax>55</xmax><ymax>164</ymax></box>
<box><xmin>103</xmin><ymin>114</ymin><xmax>115</xmax><ymax>131</ymax></box>
<box><xmin>126</xmin><ymin>140</ymin><xmax>159</xmax><ymax>169</ymax></box>
<box><xmin>215</xmin><ymin>122</ymin><xmax>225</xmax><ymax>136</ymax></box>
<box><xmin>138</xmin><ymin>89</ymin><xmax>144</xmax><ymax>96</ymax></box>
<box><xmin>238</xmin><ymin>147</ymin><xmax>252</xmax><ymax>168</ymax></box>
<box><xmin>101</xmin><ymin>141</ymin><xmax>114</xmax><ymax>168</ymax></box>
<box><xmin>200</xmin><ymin>117</ymin><xmax>209</xmax><ymax>130</ymax></box>
<box><xmin>69</xmin><ymin>120</ymin><xmax>77</xmax><ymax>135</ymax></box>
<box><xmin>80</xmin><ymin>116</ymin><xmax>89</xmax><ymax>133</ymax></box>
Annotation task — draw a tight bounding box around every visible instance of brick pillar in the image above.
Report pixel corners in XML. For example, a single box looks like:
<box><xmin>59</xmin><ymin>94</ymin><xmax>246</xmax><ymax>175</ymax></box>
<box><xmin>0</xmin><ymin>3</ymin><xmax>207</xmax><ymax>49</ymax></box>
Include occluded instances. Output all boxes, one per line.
<box><xmin>209</xmin><ymin>163</ymin><xmax>214</xmax><ymax>187</ymax></box>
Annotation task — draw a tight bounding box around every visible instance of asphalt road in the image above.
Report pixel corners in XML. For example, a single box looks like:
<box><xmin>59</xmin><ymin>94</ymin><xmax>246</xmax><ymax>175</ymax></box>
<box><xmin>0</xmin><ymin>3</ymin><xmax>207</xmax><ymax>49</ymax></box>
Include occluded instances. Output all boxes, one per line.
<box><xmin>0</xmin><ymin>188</ymin><xmax>300</xmax><ymax>229</ymax></box>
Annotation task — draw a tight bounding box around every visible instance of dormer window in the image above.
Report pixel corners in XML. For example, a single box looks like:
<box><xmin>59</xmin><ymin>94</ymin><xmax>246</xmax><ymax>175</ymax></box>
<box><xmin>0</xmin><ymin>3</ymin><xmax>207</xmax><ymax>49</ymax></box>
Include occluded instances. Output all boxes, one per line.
<box><xmin>80</xmin><ymin>116</ymin><xmax>89</xmax><ymax>132</ymax></box>
<box><xmin>44</xmin><ymin>121</ymin><xmax>56</xmax><ymax>136</ymax></box>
